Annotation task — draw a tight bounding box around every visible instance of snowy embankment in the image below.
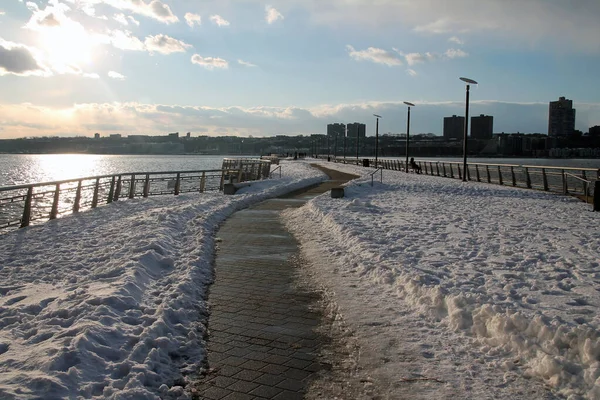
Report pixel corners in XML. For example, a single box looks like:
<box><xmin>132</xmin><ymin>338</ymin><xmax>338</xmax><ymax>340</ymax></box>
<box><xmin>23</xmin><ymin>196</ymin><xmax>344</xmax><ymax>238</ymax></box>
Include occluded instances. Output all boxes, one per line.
<box><xmin>284</xmin><ymin>161</ymin><xmax>600</xmax><ymax>400</ymax></box>
<box><xmin>0</xmin><ymin>161</ymin><xmax>326</xmax><ymax>400</ymax></box>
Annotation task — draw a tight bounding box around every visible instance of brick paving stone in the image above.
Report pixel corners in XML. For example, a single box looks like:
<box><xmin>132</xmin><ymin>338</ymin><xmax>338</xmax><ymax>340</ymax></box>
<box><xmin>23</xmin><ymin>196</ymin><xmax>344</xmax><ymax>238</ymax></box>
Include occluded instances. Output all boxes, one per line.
<box><xmin>249</xmin><ymin>384</ymin><xmax>284</xmax><ymax>399</ymax></box>
<box><xmin>192</xmin><ymin>170</ymin><xmax>358</xmax><ymax>398</ymax></box>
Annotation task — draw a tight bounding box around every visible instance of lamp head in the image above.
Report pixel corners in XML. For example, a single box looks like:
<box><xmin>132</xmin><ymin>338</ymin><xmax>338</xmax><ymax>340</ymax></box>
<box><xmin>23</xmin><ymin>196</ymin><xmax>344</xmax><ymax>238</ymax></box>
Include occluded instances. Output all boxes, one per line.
<box><xmin>403</xmin><ymin>102</ymin><xmax>415</xmax><ymax>107</ymax></box>
<box><xmin>460</xmin><ymin>77</ymin><xmax>478</xmax><ymax>85</ymax></box>
<box><xmin>373</xmin><ymin>114</ymin><xmax>382</xmax><ymax>118</ymax></box>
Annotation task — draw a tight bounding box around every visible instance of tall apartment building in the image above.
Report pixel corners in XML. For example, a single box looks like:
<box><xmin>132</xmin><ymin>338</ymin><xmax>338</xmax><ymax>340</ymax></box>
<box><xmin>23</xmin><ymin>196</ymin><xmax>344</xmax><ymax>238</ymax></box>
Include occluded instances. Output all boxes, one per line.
<box><xmin>548</xmin><ymin>97</ymin><xmax>576</xmax><ymax>137</ymax></box>
<box><xmin>471</xmin><ymin>114</ymin><xmax>494</xmax><ymax>140</ymax></box>
<box><xmin>346</xmin><ymin>122</ymin><xmax>366</xmax><ymax>139</ymax></box>
<box><xmin>443</xmin><ymin>115</ymin><xmax>465</xmax><ymax>140</ymax></box>
<box><xmin>327</xmin><ymin>123</ymin><xmax>346</xmax><ymax>137</ymax></box>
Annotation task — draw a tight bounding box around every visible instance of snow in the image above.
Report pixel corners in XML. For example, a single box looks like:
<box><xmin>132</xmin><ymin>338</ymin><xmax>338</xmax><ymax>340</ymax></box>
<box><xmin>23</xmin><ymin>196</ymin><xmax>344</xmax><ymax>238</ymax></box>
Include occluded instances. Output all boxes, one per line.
<box><xmin>0</xmin><ymin>162</ymin><xmax>326</xmax><ymax>399</ymax></box>
<box><xmin>283</xmin><ymin>161</ymin><xmax>600</xmax><ymax>400</ymax></box>
<box><xmin>1</xmin><ymin>158</ymin><xmax>599</xmax><ymax>399</ymax></box>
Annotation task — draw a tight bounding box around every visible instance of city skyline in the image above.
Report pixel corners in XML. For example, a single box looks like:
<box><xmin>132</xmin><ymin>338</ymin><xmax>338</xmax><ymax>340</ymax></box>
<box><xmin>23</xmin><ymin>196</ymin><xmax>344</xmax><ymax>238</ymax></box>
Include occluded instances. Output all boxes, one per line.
<box><xmin>1</xmin><ymin>1</ymin><xmax>600</xmax><ymax>139</ymax></box>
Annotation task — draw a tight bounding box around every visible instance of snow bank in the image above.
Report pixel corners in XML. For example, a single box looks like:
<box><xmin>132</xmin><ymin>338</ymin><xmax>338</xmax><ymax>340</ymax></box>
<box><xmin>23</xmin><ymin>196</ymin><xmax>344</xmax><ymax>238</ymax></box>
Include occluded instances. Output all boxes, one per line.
<box><xmin>284</xmin><ymin>161</ymin><xmax>600</xmax><ymax>399</ymax></box>
<box><xmin>0</xmin><ymin>161</ymin><xmax>326</xmax><ymax>399</ymax></box>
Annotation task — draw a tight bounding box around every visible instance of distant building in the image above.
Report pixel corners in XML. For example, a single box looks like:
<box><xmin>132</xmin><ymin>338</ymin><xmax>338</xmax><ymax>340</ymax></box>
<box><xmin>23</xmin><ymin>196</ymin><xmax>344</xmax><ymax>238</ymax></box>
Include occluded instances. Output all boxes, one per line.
<box><xmin>94</xmin><ymin>133</ymin><xmax>100</xmax><ymax>139</ymax></box>
<box><xmin>443</xmin><ymin>115</ymin><xmax>465</xmax><ymax>140</ymax></box>
<box><xmin>327</xmin><ymin>123</ymin><xmax>345</xmax><ymax>137</ymax></box>
<box><xmin>109</xmin><ymin>134</ymin><xmax>122</xmax><ymax>139</ymax></box>
<box><xmin>589</xmin><ymin>125</ymin><xmax>600</xmax><ymax>137</ymax></box>
<box><xmin>168</xmin><ymin>132</ymin><xmax>179</xmax><ymax>139</ymax></box>
<box><xmin>347</xmin><ymin>122</ymin><xmax>366</xmax><ymax>139</ymax></box>
<box><xmin>186</xmin><ymin>132</ymin><xmax>191</xmax><ymax>138</ymax></box>
<box><xmin>548</xmin><ymin>97</ymin><xmax>576</xmax><ymax>137</ymax></box>
<box><xmin>471</xmin><ymin>114</ymin><xmax>494</xmax><ymax>140</ymax></box>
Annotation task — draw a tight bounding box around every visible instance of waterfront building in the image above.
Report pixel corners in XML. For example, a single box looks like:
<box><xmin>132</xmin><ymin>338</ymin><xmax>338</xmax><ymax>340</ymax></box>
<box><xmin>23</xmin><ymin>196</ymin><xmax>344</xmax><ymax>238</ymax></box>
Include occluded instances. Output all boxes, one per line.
<box><xmin>471</xmin><ymin>114</ymin><xmax>494</xmax><ymax>140</ymax></box>
<box><xmin>347</xmin><ymin>122</ymin><xmax>366</xmax><ymax>139</ymax></box>
<box><xmin>548</xmin><ymin>97</ymin><xmax>576</xmax><ymax>137</ymax></box>
<box><xmin>589</xmin><ymin>126</ymin><xmax>600</xmax><ymax>137</ymax></box>
<box><xmin>327</xmin><ymin>123</ymin><xmax>346</xmax><ymax>137</ymax></box>
<box><xmin>443</xmin><ymin>115</ymin><xmax>465</xmax><ymax>140</ymax></box>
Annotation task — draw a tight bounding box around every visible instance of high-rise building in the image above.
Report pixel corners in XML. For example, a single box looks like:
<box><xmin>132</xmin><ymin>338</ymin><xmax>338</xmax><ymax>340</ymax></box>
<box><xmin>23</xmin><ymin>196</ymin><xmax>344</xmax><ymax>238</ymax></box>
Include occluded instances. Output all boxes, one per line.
<box><xmin>548</xmin><ymin>97</ymin><xmax>576</xmax><ymax>137</ymax></box>
<box><xmin>471</xmin><ymin>114</ymin><xmax>494</xmax><ymax>139</ymax></box>
<box><xmin>443</xmin><ymin>115</ymin><xmax>465</xmax><ymax>140</ymax></box>
<box><xmin>346</xmin><ymin>122</ymin><xmax>366</xmax><ymax>139</ymax></box>
<box><xmin>327</xmin><ymin>123</ymin><xmax>345</xmax><ymax>137</ymax></box>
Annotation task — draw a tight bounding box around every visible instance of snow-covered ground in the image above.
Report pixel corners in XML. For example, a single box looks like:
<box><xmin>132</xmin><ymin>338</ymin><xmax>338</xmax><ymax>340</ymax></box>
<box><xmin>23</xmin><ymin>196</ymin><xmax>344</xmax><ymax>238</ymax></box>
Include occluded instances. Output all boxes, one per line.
<box><xmin>0</xmin><ymin>162</ymin><xmax>326</xmax><ymax>399</ymax></box>
<box><xmin>283</xmin><ymin>161</ymin><xmax>600</xmax><ymax>400</ymax></box>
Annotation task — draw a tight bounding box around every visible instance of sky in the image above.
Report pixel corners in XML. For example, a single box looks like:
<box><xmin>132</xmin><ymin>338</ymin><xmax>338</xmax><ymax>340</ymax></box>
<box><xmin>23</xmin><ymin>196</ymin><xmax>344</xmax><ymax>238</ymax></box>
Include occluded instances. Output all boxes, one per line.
<box><xmin>0</xmin><ymin>0</ymin><xmax>599</xmax><ymax>139</ymax></box>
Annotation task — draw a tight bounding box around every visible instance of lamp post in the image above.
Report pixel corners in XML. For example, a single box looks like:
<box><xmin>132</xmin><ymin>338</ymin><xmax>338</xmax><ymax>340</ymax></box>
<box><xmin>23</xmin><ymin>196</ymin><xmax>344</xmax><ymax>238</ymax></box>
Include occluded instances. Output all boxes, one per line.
<box><xmin>403</xmin><ymin>102</ymin><xmax>415</xmax><ymax>173</ymax></box>
<box><xmin>373</xmin><ymin>114</ymin><xmax>382</xmax><ymax>167</ymax></box>
<box><xmin>356</xmin><ymin>125</ymin><xmax>360</xmax><ymax>162</ymax></box>
<box><xmin>343</xmin><ymin>126</ymin><xmax>347</xmax><ymax>161</ymax></box>
<box><xmin>459</xmin><ymin>77</ymin><xmax>478</xmax><ymax>182</ymax></box>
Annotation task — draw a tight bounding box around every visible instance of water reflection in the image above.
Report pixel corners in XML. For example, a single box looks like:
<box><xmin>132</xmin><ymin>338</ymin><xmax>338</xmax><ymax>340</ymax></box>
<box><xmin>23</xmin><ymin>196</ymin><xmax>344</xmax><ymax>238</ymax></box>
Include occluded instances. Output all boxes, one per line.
<box><xmin>36</xmin><ymin>154</ymin><xmax>103</xmax><ymax>183</ymax></box>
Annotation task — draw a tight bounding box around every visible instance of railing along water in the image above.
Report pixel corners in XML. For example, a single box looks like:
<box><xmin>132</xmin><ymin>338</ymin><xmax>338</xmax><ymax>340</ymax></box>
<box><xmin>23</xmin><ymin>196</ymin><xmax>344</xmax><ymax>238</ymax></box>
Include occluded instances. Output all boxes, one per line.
<box><xmin>320</xmin><ymin>156</ymin><xmax>599</xmax><ymax>200</ymax></box>
<box><xmin>1</xmin><ymin>159</ymin><xmax>272</xmax><ymax>232</ymax></box>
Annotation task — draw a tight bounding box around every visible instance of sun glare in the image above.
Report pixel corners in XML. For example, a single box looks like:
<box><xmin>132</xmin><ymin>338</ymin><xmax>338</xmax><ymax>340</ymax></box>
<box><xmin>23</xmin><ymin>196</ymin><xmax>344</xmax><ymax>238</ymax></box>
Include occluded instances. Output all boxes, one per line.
<box><xmin>40</xmin><ymin>24</ymin><xmax>94</xmax><ymax>68</ymax></box>
<box><xmin>36</xmin><ymin>154</ymin><xmax>101</xmax><ymax>182</ymax></box>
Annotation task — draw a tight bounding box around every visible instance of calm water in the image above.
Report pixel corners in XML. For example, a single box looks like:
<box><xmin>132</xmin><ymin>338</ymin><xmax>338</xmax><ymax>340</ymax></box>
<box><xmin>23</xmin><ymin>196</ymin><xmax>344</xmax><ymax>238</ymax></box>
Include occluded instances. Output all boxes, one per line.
<box><xmin>0</xmin><ymin>154</ymin><xmax>248</xmax><ymax>187</ymax></box>
<box><xmin>0</xmin><ymin>154</ymin><xmax>598</xmax><ymax>187</ymax></box>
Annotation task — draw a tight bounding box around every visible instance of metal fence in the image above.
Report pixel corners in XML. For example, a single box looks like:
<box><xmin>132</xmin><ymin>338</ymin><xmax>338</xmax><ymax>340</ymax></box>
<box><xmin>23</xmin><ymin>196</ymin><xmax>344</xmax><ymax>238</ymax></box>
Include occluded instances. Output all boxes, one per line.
<box><xmin>1</xmin><ymin>159</ymin><xmax>272</xmax><ymax>232</ymax></box>
<box><xmin>327</xmin><ymin>156</ymin><xmax>599</xmax><ymax>198</ymax></box>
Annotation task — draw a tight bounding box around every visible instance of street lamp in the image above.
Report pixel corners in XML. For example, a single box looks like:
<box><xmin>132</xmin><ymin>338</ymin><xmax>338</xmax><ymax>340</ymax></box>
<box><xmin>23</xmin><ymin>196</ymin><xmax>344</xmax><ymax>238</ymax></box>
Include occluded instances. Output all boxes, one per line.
<box><xmin>403</xmin><ymin>102</ymin><xmax>415</xmax><ymax>173</ymax></box>
<box><xmin>343</xmin><ymin>126</ymin><xmax>347</xmax><ymax>161</ymax></box>
<box><xmin>374</xmin><ymin>114</ymin><xmax>382</xmax><ymax>167</ymax></box>
<box><xmin>459</xmin><ymin>77</ymin><xmax>478</xmax><ymax>182</ymax></box>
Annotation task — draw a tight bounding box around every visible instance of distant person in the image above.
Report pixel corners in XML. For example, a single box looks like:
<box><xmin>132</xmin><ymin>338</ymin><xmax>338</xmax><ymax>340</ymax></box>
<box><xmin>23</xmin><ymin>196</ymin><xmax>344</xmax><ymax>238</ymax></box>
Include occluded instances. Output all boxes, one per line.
<box><xmin>410</xmin><ymin>157</ymin><xmax>422</xmax><ymax>174</ymax></box>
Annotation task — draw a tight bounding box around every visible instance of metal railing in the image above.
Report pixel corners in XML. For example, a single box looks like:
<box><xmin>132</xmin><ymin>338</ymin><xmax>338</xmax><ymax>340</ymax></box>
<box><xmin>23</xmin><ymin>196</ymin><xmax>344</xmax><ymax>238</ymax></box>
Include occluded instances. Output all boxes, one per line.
<box><xmin>369</xmin><ymin>168</ymin><xmax>383</xmax><ymax>187</ymax></box>
<box><xmin>270</xmin><ymin>165</ymin><xmax>282</xmax><ymax>178</ymax></box>
<box><xmin>319</xmin><ymin>156</ymin><xmax>599</xmax><ymax>199</ymax></box>
<box><xmin>1</xmin><ymin>159</ymin><xmax>272</xmax><ymax>232</ymax></box>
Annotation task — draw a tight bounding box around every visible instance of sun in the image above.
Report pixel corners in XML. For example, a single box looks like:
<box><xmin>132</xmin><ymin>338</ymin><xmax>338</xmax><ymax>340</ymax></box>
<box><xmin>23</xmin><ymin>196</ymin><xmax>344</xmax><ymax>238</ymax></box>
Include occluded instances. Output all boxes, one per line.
<box><xmin>39</xmin><ymin>21</ymin><xmax>95</xmax><ymax>70</ymax></box>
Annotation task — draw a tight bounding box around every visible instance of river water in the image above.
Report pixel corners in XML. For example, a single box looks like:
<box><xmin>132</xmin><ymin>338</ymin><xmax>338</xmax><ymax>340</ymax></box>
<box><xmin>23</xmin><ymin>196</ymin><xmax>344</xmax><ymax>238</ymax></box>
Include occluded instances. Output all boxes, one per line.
<box><xmin>0</xmin><ymin>154</ymin><xmax>599</xmax><ymax>187</ymax></box>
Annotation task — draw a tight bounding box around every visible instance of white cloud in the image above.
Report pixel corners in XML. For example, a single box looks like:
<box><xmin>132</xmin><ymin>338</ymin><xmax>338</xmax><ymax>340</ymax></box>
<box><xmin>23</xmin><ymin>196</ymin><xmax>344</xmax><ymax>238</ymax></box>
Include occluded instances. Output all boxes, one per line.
<box><xmin>97</xmin><ymin>29</ymin><xmax>145</xmax><ymax>51</ymax></box>
<box><xmin>448</xmin><ymin>36</ymin><xmax>464</xmax><ymax>45</ymax></box>
<box><xmin>72</xmin><ymin>0</ymin><xmax>178</xmax><ymax>24</ymax></box>
<box><xmin>144</xmin><ymin>34</ymin><xmax>192</xmax><ymax>55</ymax></box>
<box><xmin>185</xmin><ymin>12</ymin><xmax>201</xmax><ymax>27</ymax></box>
<box><xmin>113</xmin><ymin>13</ymin><xmax>128</xmax><ymax>25</ymax></box>
<box><xmin>265</xmin><ymin>5</ymin><xmax>283</xmax><ymax>24</ymax></box>
<box><xmin>83</xmin><ymin>72</ymin><xmax>100</xmax><ymax>79</ymax></box>
<box><xmin>191</xmin><ymin>54</ymin><xmax>229</xmax><ymax>70</ymax></box>
<box><xmin>407</xmin><ymin>69</ymin><xmax>417</xmax><ymax>77</ymax></box>
<box><xmin>346</xmin><ymin>45</ymin><xmax>403</xmax><ymax>67</ymax></box>
<box><xmin>0</xmin><ymin>39</ymin><xmax>50</xmax><ymax>77</ymax></box>
<box><xmin>1</xmin><ymin>99</ymin><xmax>600</xmax><ymax>138</ymax></box>
<box><xmin>210</xmin><ymin>15</ymin><xmax>230</xmax><ymax>27</ymax></box>
<box><xmin>403</xmin><ymin>52</ymin><xmax>438</xmax><ymax>66</ymax></box>
<box><xmin>0</xmin><ymin>11</ymin><xmax>5</xmax><ymax>16</ymax></box>
<box><xmin>445</xmin><ymin>48</ymin><xmax>468</xmax><ymax>59</ymax></box>
<box><xmin>127</xmin><ymin>15</ymin><xmax>140</xmax><ymax>25</ymax></box>
<box><xmin>238</xmin><ymin>59</ymin><xmax>257</xmax><ymax>67</ymax></box>
<box><xmin>108</xmin><ymin>70</ymin><xmax>126</xmax><ymax>80</ymax></box>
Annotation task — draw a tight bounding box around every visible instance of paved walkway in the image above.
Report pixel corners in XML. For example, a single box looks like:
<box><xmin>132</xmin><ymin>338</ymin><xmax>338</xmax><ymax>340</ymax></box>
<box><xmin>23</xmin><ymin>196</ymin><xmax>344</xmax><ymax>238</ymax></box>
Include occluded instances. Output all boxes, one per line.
<box><xmin>192</xmin><ymin>166</ymin><xmax>358</xmax><ymax>400</ymax></box>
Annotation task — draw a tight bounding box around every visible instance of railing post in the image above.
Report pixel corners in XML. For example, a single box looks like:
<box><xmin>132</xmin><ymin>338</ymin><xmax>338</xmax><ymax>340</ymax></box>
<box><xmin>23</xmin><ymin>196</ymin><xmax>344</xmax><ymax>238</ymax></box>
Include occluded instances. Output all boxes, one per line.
<box><xmin>129</xmin><ymin>174</ymin><xmax>136</xmax><ymax>199</ymax></box>
<box><xmin>457</xmin><ymin>165</ymin><xmax>462</xmax><ymax>180</ymax></box>
<box><xmin>143</xmin><ymin>174</ymin><xmax>150</xmax><ymax>198</ymax></box>
<box><xmin>238</xmin><ymin>168</ymin><xmax>243</xmax><ymax>183</ymax></box>
<box><xmin>73</xmin><ymin>180</ymin><xmax>82</xmax><ymax>213</ymax></box>
<box><xmin>510</xmin><ymin>166</ymin><xmax>516</xmax><ymax>186</ymax></box>
<box><xmin>436</xmin><ymin>163</ymin><xmax>440</xmax><ymax>176</ymax></box>
<box><xmin>562</xmin><ymin>170</ymin><xmax>568</xmax><ymax>194</ymax></box>
<box><xmin>92</xmin><ymin>178</ymin><xmax>100</xmax><ymax>208</ymax></box>
<box><xmin>220</xmin><ymin>170</ymin><xmax>225</xmax><ymax>191</ymax></box>
<box><xmin>542</xmin><ymin>169</ymin><xmax>549</xmax><ymax>191</ymax></box>
<box><xmin>486</xmin><ymin>165</ymin><xmax>491</xmax><ymax>183</ymax></box>
<box><xmin>49</xmin><ymin>183</ymin><xmax>60</xmax><ymax>220</ymax></box>
<box><xmin>443</xmin><ymin>164</ymin><xmax>447</xmax><ymax>177</ymax></box>
<box><xmin>20</xmin><ymin>186</ymin><xmax>33</xmax><ymax>228</ymax></box>
<box><xmin>581</xmin><ymin>171</ymin><xmax>587</xmax><ymax>195</ymax></box>
<box><xmin>200</xmin><ymin>172</ymin><xmax>206</xmax><ymax>192</ymax></box>
<box><xmin>466</xmin><ymin>165</ymin><xmax>471</xmax><ymax>181</ymax></box>
<box><xmin>498</xmin><ymin>166</ymin><xmax>503</xmax><ymax>185</ymax></box>
<box><xmin>175</xmin><ymin>173</ymin><xmax>181</xmax><ymax>195</ymax></box>
<box><xmin>107</xmin><ymin>176</ymin><xmax>115</xmax><ymax>204</ymax></box>
<box><xmin>475</xmin><ymin>165</ymin><xmax>481</xmax><ymax>182</ymax></box>
<box><xmin>594</xmin><ymin>181</ymin><xmax>600</xmax><ymax>212</ymax></box>
<box><xmin>525</xmin><ymin>168</ymin><xmax>532</xmax><ymax>189</ymax></box>
<box><xmin>114</xmin><ymin>175</ymin><xmax>122</xmax><ymax>201</ymax></box>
